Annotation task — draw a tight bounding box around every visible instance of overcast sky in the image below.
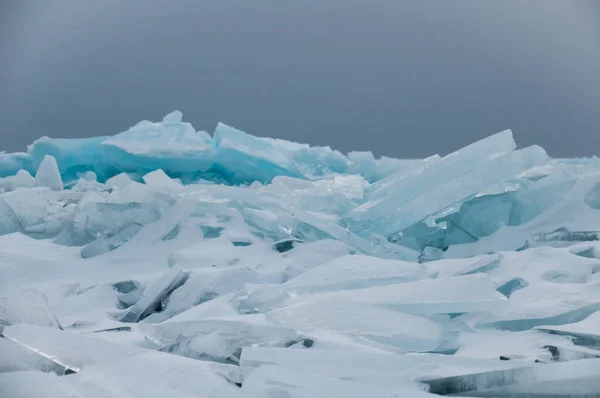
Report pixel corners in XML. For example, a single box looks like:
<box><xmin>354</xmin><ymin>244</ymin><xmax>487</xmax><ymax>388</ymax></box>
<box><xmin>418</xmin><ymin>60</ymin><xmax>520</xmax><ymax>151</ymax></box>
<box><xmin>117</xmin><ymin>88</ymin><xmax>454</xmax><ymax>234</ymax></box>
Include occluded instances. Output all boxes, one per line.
<box><xmin>1</xmin><ymin>0</ymin><xmax>599</xmax><ymax>158</ymax></box>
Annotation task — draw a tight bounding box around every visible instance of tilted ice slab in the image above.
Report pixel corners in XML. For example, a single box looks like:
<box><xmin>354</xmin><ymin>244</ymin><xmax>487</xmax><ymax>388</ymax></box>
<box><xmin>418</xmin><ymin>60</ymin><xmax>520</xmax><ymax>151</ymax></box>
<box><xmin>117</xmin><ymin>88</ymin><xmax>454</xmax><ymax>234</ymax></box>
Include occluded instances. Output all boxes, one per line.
<box><xmin>476</xmin><ymin>282</ymin><xmax>600</xmax><ymax>331</ymax></box>
<box><xmin>238</xmin><ymin>254</ymin><xmax>426</xmax><ymax>313</ymax></box>
<box><xmin>63</xmin><ymin>351</ymin><xmax>240</xmax><ymax>398</ymax></box>
<box><xmin>345</xmin><ymin>144</ymin><xmax>549</xmax><ymax>237</ymax></box>
<box><xmin>253</xmin><ymin>274</ymin><xmax>506</xmax><ymax>315</ymax></box>
<box><xmin>535</xmin><ymin>311</ymin><xmax>600</xmax><ymax>347</ymax></box>
<box><xmin>2</xmin><ymin>324</ymin><xmax>145</xmax><ymax>372</ymax></box>
<box><xmin>266</xmin><ymin>299</ymin><xmax>443</xmax><ymax>352</ymax></box>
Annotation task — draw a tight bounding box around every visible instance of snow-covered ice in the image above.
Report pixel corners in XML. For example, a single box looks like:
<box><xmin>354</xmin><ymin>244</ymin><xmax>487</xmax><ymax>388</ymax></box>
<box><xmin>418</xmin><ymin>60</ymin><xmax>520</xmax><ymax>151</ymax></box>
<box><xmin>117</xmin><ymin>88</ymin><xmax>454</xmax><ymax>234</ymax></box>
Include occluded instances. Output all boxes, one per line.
<box><xmin>1</xmin><ymin>111</ymin><xmax>600</xmax><ymax>396</ymax></box>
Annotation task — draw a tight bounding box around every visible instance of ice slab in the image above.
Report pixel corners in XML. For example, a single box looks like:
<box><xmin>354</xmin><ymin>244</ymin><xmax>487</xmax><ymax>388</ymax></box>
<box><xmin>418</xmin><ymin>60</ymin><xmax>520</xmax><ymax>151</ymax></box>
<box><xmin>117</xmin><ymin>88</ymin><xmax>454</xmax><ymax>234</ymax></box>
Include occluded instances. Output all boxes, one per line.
<box><xmin>120</xmin><ymin>266</ymin><xmax>189</xmax><ymax>323</ymax></box>
<box><xmin>363</xmin><ymin>129</ymin><xmax>515</xmax><ymax>202</ymax></box>
<box><xmin>267</xmin><ymin>299</ymin><xmax>443</xmax><ymax>352</ymax></box>
<box><xmin>239</xmin><ymin>254</ymin><xmax>425</xmax><ymax>312</ymax></box>
<box><xmin>282</xmin><ymin>274</ymin><xmax>506</xmax><ymax>316</ymax></box>
<box><xmin>241</xmin><ymin>364</ymin><xmax>432</xmax><ymax>398</ymax></box>
<box><xmin>141</xmin><ymin>319</ymin><xmax>300</xmax><ymax>363</ymax></box>
<box><xmin>66</xmin><ymin>351</ymin><xmax>240</xmax><ymax>398</ymax></box>
<box><xmin>240</xmin><ymin>347</ymin><xmax>527</xmax><ymax>388</ymax></box>
<box><xmin>345</xmin><ymin>144</ymin><xmax>548</xmax><ymax>237</ymax></box>
<box><xmin>0</xmin><ymin>337</ymin><xmax>68</xmax><ymax>374</ymax></box>
<box><xmin>477</xmin><ymin>282</ymin><xmax>600</xmax><ymax>331</ymax></box>
<box><xmin>535</xmin><ymin>312</ymin><xmax>600</xmax><ymax>347</ymax></box>
<box><xmin>422</xmin><ymin>358</ymin><xmax>600</xmax><ymax>396</ymax></box>
<box><xmin>2</xmin><ymin>324</ymin><xmax>145</xmax><ymax>372</ymax></box>
<box><xmin>146</xmin><ymin>267</ymin><xmax>275</xmax><ymax>322</ymax></box>
<box><xmin>0</xmin><ymin>285</ymin><xmax>62</xmax><ymax>331</ymax></box>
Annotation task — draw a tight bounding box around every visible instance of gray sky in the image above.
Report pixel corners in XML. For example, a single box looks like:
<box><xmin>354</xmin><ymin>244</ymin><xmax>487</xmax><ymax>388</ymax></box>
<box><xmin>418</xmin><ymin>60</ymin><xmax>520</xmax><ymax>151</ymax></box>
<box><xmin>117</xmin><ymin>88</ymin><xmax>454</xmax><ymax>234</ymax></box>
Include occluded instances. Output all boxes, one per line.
<box><xmin>1</xmin><ymin>0</ymin><xmax>599</xmax><ymax>158</ymax></box>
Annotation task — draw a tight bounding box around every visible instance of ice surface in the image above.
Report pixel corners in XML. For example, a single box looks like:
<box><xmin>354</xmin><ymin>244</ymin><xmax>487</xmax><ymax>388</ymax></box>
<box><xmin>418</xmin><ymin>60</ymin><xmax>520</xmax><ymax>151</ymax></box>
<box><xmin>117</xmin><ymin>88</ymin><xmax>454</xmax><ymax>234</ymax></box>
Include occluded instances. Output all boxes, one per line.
<box><xmin>3</xmin><ymin>115</ymin><xmax>600</xmax><ymax>395</ymax></box>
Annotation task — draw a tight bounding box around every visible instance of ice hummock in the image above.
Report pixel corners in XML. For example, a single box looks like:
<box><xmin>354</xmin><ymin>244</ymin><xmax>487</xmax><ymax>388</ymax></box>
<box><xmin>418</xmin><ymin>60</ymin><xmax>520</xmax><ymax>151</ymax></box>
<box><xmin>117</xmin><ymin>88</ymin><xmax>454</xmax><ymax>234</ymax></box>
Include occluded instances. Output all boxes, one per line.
<box><xmin>2</xmin><ymin>111</ymin><xmax>600</xmax><ymax>396</ymax></box>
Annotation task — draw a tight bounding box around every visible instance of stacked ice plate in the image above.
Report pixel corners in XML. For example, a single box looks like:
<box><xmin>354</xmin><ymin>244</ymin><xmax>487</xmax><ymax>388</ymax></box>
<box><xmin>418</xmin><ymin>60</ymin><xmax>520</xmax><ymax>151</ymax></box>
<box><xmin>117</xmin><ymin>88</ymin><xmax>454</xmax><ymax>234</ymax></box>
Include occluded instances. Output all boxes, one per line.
<box><xmin>1</xmin><ymin>111</ymin><xmax>600</xmax><ymax>397</ymax></box>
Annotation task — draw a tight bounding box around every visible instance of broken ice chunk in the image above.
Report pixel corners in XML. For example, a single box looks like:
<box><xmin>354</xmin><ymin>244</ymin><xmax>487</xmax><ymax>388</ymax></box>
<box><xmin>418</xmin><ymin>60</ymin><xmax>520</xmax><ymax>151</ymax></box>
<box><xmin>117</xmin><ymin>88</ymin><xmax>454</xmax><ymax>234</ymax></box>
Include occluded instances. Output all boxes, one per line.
<box><xmin>141</xmin><ymin>319</ymin><xmax>299</xmax><ymax>363</ymax></box>
<box><xmin>1</xmin><ymin>188</ymin><xmax>48</xmax><ymax>230</ymax></box>
<box><xmin>5</xmin><ymin>169</ymin><xmax>37</xmax><ymax>190</ymax></box>
<box><xmin>267</xmin><ymin>299</ymin><xmax>442</xmax><ymax>352</ymax></box>
<box><xmin>345</xmin><ymin>145</ymin><xmax>548</xmax><ymax>237</ymax></box>
<box><xmin>35</xmin><ymin>155</ymin><xmax>63</xmax><ymax>190</ymax></box>
<box><xmin>0</xmin><ymin>285</ymin><xmax>62</xmax><ymax>332</ymax></box>
<box><xmin>120</xmin><ymin>266</ymin><xmax>189</xmax><ymax>323</ymax></box>
<box><xmin>144</xmin><ymin>268</ymin><xmax>270</xmax><ymax>322</ymax></box>
<box><xmin>104</xmin><ymin>172</ymin><xmax>133</xmax><ymax>190</ymax></box>
<box><xmin>80</xmin><ymin>222</ymin><xmax>143</xmax><ymax>258</ymax></box>
<box><xmin>142</xmin><ymin>169</ymin><xmax>183</xmax><ymax>192</ymax></box>
<box><xmin>2</xmin><ymin>324</ymin><xmax>145</xmax><ymax>372</ymax></box>
<box><xmin>0</xmin><ymin>196</ymin><xmax>23</xmax><ymax>235</ymax></box>
<box><xmin>508</xmin><ymin>171</ymin><xmax>576</xmax><ymax>225</ymax></box>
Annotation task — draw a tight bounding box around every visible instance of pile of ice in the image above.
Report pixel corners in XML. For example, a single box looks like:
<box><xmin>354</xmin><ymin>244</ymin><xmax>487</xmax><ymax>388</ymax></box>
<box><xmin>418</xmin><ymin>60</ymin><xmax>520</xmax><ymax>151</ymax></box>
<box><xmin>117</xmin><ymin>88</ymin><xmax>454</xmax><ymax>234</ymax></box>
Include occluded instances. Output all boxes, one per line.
<box><xmin>1</xmin><ymin>112</ymin><xmax>600</xmax><ymax>397</ymax></box>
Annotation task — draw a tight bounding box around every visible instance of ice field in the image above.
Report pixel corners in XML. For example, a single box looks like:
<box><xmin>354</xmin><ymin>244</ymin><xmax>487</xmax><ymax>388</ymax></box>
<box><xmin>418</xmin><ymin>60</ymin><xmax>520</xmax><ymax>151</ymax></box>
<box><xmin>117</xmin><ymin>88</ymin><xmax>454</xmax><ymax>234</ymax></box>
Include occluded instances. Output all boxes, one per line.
<box><xmin>1</xmin><ymin>111</ymin><xmax>600</xmax><ymax>397</ymax></box>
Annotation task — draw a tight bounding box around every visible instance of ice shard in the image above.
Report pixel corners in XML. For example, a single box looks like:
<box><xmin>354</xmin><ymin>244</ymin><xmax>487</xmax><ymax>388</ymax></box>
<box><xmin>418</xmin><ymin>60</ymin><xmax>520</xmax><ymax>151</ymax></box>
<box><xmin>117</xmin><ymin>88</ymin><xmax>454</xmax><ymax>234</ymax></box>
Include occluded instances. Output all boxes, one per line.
<box><xmin>120</xmin><ymin>266</ymin><xmax>189</xmax><ymax>323</ymax></box>
<box><xmin>80</xmin><ymin>222</ymin><xmax>143</xmax><ymax>258</ymax></box>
